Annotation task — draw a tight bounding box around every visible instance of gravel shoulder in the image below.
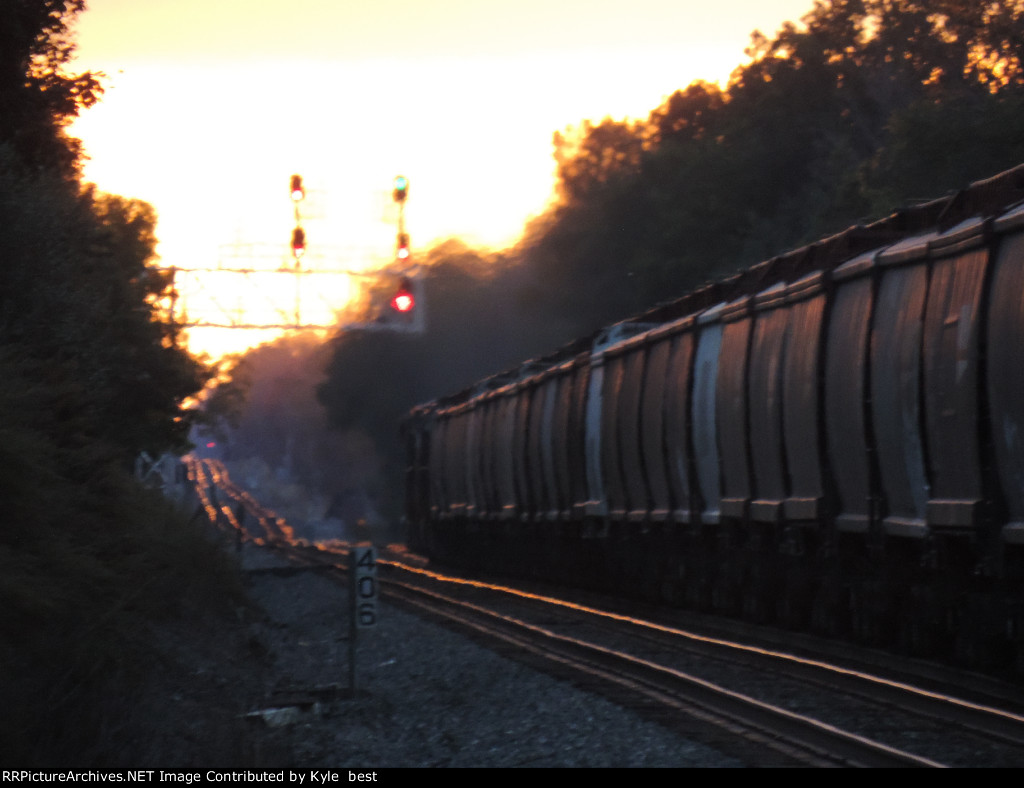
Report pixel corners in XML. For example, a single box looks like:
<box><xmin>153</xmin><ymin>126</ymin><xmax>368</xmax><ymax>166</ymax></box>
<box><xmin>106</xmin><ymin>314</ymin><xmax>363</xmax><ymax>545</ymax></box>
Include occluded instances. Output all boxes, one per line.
<box><xmin>131</xmin><ymin>543</ymin><xmax>739</xmax><ymax>767</ymax></box>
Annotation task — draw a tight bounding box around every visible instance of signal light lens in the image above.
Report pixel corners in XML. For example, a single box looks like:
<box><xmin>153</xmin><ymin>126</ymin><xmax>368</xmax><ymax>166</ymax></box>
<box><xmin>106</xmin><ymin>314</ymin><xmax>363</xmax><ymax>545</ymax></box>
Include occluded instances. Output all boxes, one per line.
<box><xmin>390</xmin><ymin>277</ymin><xmax>414</xmax><ymax>313</ymax></box>
<box><xmin>291</xmin><ymin>227</ymin><xmax>306</xmax><ymax>258</ymax></box>
<box><xmin>393</xmin><ymin>175</ymin><xmax>409</xmax><ymax>203</ymax></box>
<box><xmin>290</xmin><ymin>174</ymin><xmax>305</xmax><ymax>202</ymax></box>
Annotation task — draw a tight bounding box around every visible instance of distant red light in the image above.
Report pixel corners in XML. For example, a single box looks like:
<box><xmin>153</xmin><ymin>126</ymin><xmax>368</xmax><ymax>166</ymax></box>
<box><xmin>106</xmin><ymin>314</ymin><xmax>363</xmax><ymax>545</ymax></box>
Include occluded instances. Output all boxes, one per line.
<box><xmin>391</xmin><ymin>291</ymin><xmax>414</xmax><ymax>312</ymax></box>
<box><xmin>291</xmin><ymin>227</ymin><xmax>306</xmax><ymax>258</ymax></box>
<box><xmin>390</xmin><ymin>276</ymin><xmax>415</xmax><ymax>313</ymax></box>
<box><xmin>206</xmin><ymin>442</ymin><xmax>216</xmax><ymax>448</ymax></box>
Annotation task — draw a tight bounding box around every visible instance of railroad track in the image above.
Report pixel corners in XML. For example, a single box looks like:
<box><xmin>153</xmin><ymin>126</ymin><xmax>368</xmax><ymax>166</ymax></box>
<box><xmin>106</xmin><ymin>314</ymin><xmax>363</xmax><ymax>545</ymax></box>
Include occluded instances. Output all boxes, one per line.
<box><xmin>274</xmin><ymin>541</ymin><xmax>1024</xmax><ymax>767</ymax></box>
<box><xmin>371</xmin><ymin>557</ymin><xmax>1024</xmax><ymax>767</ymax></box>
<box><xmin>380</xmin><ymin>573</ymin><xmax>931</xmax><ymax>766</ymax></box>
<box><xmin>188</xmin><ymin>458</ymin><xmax>1024</xmax><ymax>767</ymax></box>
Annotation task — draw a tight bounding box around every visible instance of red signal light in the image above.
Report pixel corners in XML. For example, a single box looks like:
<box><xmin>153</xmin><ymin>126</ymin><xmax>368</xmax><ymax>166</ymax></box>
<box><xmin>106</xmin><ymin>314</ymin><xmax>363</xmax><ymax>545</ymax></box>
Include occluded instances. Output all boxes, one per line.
<box><xmin>290</xmin><ymin>174</ymin><xmax>305</xmax><ymax>202</ymax></box>
<box><xmin>291</xmin><ymin>226</ymin><xmax>306</xmax><ymax>258</ymax></box>
<box><xmin>390</xmin><ymin>277</ymin><xmax>414</xmax><ymax>313</ymax></box>
<box><xmin>396</xmin><ymin>232</ymin><xmax>410</xmax><ymax>261</ymax></box>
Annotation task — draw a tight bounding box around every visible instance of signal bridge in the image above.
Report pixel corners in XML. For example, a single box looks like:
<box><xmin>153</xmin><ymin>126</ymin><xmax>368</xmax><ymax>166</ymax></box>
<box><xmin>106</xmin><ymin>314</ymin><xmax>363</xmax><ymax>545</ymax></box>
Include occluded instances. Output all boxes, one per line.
<box><xmin>156</xmin><ymin>174</ymin><xmax>424</xmax><ymax>334</ymax></box>
<box><xmin>159</xmin><ymin>251</ymin><xmax>423</xmax><ymax>332</ymax></box>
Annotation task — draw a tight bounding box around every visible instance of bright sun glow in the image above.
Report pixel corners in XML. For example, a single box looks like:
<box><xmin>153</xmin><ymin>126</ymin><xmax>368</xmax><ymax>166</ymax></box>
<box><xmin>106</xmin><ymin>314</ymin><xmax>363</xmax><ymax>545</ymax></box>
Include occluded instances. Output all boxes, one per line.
<box><xmin>68</xmin><ymin>0</ymin><xmax>814</xmax><ymax>359</ymax></box>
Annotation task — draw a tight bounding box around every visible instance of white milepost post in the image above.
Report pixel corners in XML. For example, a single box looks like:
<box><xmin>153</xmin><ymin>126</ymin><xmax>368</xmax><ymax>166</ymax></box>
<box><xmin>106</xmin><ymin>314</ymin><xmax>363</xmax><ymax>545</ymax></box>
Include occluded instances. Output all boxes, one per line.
<box><xmin>349</xmin><ymin>544</ymin><xmax>378</xmax><ymax>694</ymax></box>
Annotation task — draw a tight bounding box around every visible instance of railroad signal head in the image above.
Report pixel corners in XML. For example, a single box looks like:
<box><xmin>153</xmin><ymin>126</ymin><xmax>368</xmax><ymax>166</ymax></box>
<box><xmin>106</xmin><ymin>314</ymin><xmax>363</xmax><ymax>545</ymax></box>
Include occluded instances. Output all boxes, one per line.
<box><xmin>291</xmin><ymin>226</ymin><xmax>306</xmax><ymax>258</ymax></box>
<box><xmin>396</xmin><ymin>232</ymin><xmax>410</xmax><ymax>261</ymax></box>
<box><xmin>290</xmin><ymin>174</ymin><xmax>305</xmax><ymax>202</ymax></box>
<box><xmin>390</xmin><ymin>277</ymin><xmax>415</xmax><ymax>313</ymax></box>
<box><xmin>393</xmin><ymin>175</ymin><xmax>409</xmax><ymax>203</ymax></box>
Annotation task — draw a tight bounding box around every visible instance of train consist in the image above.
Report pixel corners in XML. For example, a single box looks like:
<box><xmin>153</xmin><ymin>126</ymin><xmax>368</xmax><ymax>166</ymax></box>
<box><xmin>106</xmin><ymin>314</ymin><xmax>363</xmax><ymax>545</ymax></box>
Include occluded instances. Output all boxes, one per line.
<box><xmin>401</xmin><ymin>164</ymin><xmax>1024</xmax><ymax>671</ymax></box>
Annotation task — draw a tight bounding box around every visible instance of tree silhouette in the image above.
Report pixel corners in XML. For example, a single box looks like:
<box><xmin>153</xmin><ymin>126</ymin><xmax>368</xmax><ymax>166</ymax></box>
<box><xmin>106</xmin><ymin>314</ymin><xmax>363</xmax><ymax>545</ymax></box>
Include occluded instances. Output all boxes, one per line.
<box><xmin>0</xmin><ymin>0</ymin><xmax>102</xmax><ymax>174</ymax></box>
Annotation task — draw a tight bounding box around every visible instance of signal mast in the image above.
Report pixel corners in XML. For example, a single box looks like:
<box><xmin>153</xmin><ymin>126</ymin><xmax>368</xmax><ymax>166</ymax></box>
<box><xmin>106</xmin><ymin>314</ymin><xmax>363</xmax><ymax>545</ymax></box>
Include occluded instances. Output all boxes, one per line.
<box><xmin>387</xmin><ymin>175</ymin><xmax>422</xmax><ymax>330</ymax></box>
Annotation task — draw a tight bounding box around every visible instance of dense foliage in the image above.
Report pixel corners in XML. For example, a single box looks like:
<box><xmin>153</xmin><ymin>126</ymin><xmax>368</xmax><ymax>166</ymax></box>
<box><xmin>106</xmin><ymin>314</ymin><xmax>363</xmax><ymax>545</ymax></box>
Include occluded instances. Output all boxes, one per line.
<box><xmin>1</xmin><ymin>1</ymin><xmax>220</xmax><ymax>765</ymax></box>
<box><xmin>519</xmin><ymin>0</ymin><xmax>1024</xmax><ymax>329</ymax></box>
<box><xmin>0</xmin><ymin>0</ymin><xmax>102</xmax><ymax>174</ymax></box>
<box><xmin>0</xmin><ymin>163</ymin><xmax>208</xmax><ymax>464</ymax></box>
<box><xmin>311</xmin><ymin>0</ymin><xmax>1024</xmax><ymax>521</ymax></box>
<box><xmin>0</xmin><ymin>2</ymin><xmax>206</xmax><ymax>473</ymax></box>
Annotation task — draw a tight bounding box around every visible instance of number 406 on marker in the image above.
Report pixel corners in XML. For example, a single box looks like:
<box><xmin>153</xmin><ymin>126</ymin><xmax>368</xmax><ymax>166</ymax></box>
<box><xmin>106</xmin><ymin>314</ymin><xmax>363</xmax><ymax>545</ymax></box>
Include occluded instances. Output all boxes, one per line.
<box><xmin>352</xmin><ymin>545</ymin><xmax>378</xmax><ymax>629</ymax></box>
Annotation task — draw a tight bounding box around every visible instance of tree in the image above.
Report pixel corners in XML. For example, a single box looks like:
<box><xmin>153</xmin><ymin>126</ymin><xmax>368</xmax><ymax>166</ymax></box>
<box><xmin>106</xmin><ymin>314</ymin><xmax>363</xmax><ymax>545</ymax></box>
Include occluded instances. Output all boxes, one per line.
<box><xmin>0</xmin><ymin>154</ymin><xmax>209</xmax><ymax>463</ymax></box>
<box><xmin>517</xmin><ymin>0</ymin><xmax>1024</xmax><ymax>328</ymax></box>
<box><xmin>0</xmin><ymin>3</ymin><xmax>210</xmax><ymax>465</ymax></box>
<box><xmin>647</xmin><ymin>82</ymin><xmax>726</xmax><ymax>146</ymax></box>
<box><xmin>0</xmin><ymin>0</ymin><xmax>102</xmax><ymax>174</ymax></box>
<box><xmin>552</xmin><ymin>117</ymin><xmax>645</xmax><ymax>203</ymax></box>
<box><xmin>861</xmin><ymin>89</ymin><xmax>1024</xmax><ymax>212</ymax></box>
<box><xmin>0</xmin><ymin>2</ymin><xmax>228</xmax><ymax>767</ymax></box>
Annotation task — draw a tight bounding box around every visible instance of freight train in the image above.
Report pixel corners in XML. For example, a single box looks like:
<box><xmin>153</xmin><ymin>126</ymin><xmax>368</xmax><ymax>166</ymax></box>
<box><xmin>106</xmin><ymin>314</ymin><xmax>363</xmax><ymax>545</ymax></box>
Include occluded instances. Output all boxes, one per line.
<box><xmin>401</xmin><ymin>164</ymin><xmax>1024</xmax><ymax>673</ymax></box>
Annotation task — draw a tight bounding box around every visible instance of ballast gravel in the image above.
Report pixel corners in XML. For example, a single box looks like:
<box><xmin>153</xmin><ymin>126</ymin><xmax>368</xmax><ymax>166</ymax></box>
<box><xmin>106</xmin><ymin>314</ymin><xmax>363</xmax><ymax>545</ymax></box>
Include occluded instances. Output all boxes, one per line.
<box><xmin>230</xmin><ymin>545</ymin><xmax>740</xmax><ymax>768</ymax></box>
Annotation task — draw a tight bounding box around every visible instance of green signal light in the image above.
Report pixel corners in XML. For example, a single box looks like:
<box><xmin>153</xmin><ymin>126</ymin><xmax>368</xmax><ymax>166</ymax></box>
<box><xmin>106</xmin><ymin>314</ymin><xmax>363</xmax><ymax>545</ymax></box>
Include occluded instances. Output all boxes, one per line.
<box><xmin>393</xmin><ymin>175</ymin><xmax>409</xmax><ymax>203</ymax></box>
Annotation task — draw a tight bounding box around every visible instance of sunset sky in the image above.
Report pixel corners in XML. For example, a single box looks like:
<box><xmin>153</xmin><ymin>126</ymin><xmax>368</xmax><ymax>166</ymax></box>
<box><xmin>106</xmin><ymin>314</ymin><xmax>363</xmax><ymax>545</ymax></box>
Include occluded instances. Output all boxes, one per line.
<box><xmin>69</xmin><ymin>0</ymin><xmax>814</xmax><ymax>357</ymax></box>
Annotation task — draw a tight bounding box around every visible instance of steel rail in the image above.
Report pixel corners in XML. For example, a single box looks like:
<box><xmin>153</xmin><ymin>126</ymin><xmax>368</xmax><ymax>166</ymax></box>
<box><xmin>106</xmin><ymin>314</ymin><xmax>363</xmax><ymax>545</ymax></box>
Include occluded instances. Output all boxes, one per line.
<box><xmin>381</xmin><ymin>576</ymin><xmax>943</xmax><ymax>768</ymax></box>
